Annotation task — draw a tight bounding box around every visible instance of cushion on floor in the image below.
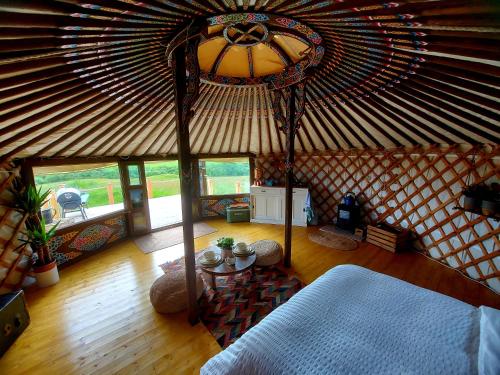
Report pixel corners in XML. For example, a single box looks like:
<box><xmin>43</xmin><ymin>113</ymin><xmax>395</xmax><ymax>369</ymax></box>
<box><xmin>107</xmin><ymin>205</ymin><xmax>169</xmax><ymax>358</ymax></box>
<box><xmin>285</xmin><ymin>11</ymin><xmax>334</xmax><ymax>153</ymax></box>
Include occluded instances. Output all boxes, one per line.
<box><xmin>149</xmin><ymin>269</ymin><xmax>204</xmax><ymax>313</ymax></box>
<box><xmin>250</xmin><ymin>240</ymin><xmax>283</xmax><ymax>266</ymax></box>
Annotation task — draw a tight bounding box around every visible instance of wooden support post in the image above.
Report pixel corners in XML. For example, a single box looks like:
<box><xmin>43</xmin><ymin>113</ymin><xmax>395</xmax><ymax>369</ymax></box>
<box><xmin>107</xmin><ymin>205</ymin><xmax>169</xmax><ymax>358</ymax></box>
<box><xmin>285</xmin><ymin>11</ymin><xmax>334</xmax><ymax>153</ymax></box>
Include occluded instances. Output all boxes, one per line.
<box><xmin>284</xmin><ymin>86</ymin><xmax>297</xmax><ymax>268</ymax></box>
<box><xmin>207</xmin><ymin>178</ymin><xmax>214</xmax><ymax>195</ymax></box>
<box><xmin>107</xmin><ymin>183</ymin><xmax>114</xmax><ymax>205</ymax></box>
<box><xmin>146</xmin><ymin>178</ymin><xmax>153</xmax><ymax>199</ymax></box>
<box><xmin>271</xmin><ymin>81</ymin><xmax>307</xmax><ymax>268</ymax></box>
<box><xmin>50</xmin><ymin>189</ymin><xmax>59</xmax><ymax>218</ymax></box>
<box><xmin>172</xmin><ymin>39</ymin><xmax>200</xmax><ymax>325</ymax></box>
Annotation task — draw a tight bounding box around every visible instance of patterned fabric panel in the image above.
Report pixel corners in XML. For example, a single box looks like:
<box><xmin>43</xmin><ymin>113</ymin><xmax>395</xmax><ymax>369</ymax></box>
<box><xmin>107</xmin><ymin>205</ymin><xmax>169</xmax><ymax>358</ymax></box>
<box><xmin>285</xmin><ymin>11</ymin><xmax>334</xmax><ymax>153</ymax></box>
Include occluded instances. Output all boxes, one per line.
<box><xmin>48</xmin><ymin>214</ymin><xmax>127</xmax><ymax>267</ymax></box>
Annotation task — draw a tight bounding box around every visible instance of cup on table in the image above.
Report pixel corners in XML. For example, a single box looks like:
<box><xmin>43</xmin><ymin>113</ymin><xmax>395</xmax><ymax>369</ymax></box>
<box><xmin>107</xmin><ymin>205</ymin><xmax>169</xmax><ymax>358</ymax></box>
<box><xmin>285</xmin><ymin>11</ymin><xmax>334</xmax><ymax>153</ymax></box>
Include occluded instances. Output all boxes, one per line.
<box><xmin>225</xmin><ymin>257</ymin><xmax>236</xmax><ymax>266</ymax></box>
<box><xmin>234</xmin><ymin>242</ymin><xmax>248</xmax><ymax>253</ymax></box>
<box><xmin>204</xmin><ymin>250</ymin><xmax>216</xmax><ymax>260</ymax></box>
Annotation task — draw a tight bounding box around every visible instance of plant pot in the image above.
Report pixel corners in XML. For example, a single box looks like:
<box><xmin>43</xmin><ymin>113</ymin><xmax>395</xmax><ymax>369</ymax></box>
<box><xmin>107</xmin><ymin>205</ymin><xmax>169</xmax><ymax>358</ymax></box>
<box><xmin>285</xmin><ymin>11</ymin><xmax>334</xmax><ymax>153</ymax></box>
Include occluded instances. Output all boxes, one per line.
<box><xmin>33</xmin><ymin>260</ymin><xmax>59</xmax><ymax>287</ymax></box>
<box><xmin>481</xmin><ymin>200</ymin><xmax>499</xmax><ymax>217</ymax></box>
<box><xmin>219</xmin><ymin>247</ymin><xmax>233</xmax><ymax>259</ymax></box>
<box><xmin>463</xmin><ymin>196</ymin><xmax>481</xmax><ymax>211</ymax></box>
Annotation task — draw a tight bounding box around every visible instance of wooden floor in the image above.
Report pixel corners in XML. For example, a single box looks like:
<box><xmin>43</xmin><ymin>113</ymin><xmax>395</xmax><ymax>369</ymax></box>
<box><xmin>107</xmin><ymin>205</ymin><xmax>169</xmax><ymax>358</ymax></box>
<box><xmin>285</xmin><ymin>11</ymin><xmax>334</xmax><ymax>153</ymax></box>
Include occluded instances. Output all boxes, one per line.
<box><xmin>1</xmin><ymin>220</ymin><xmax>499</xmax><ymax>374</ymax></box>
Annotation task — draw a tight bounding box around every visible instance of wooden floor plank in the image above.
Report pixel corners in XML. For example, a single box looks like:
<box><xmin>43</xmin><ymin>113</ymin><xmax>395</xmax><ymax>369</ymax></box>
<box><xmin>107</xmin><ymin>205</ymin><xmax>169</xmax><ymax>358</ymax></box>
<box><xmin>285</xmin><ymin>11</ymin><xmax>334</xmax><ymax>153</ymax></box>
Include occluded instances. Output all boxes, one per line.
<box><xmin>1</xmin><ymin>219</ymin><xmax>498</xmax><ymax>374</ymax></box>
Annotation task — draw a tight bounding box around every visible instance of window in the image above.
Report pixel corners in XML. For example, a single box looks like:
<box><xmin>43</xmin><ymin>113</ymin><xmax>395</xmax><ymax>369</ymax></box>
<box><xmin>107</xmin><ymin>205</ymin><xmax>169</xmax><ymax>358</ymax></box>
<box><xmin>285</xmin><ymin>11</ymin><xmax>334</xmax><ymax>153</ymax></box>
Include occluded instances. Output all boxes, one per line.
<box><xmin>199</xmin><ymin>158</ymin><xmax>250</xmax><ymax>196</ymax></box>
<box><xmin>33</xmin><ymin>163</ymin><xmax>124</xmax><ymax>229</ymax></box>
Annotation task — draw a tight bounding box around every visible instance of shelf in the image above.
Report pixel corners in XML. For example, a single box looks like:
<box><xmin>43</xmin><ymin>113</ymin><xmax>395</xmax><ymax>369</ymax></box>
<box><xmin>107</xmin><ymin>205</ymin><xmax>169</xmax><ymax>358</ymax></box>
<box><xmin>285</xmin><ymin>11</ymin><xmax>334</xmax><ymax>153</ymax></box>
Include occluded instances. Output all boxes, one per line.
<box><xmin>453</xmin><ymin>206</ymin><xmax>500</xmax><ymax>222</ymax></box>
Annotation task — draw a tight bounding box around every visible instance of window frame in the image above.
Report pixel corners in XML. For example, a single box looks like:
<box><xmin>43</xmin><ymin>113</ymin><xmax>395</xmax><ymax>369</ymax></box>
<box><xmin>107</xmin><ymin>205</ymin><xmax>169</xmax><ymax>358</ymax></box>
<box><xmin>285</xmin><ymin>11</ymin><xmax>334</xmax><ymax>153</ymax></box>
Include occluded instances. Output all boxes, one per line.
<box><xmin>197</xmin><ymin>156</ymin><xmax>253</xmax><ymax>198</ymax></box>
<box><xmin>27</xmin><ymin>158</ymin><xmax>127</xmax><ymax>231</ymax></box>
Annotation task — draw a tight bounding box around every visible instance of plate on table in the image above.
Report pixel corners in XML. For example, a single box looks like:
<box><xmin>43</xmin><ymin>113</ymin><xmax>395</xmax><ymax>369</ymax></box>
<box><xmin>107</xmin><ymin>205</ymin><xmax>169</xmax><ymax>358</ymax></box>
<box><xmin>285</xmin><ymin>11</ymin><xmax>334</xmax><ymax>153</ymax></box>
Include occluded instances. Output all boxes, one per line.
<box><xmin>232</xmin><ymin>249</ymin><xmax>255</xmax><ymax>257</ymax></box>
<box><xmin>200</xmin><ymin>255</ymin><xmax>222</xmax><ymax>267</ymax></box>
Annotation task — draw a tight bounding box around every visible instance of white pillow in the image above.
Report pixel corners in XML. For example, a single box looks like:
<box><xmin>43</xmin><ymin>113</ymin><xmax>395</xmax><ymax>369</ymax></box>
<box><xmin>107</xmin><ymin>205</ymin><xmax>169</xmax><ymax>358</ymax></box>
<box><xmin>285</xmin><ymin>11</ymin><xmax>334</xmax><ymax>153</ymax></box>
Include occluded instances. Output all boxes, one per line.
<box><xmin>478</xmin><ymin>306</ymin><xmax>500</xmax><ymax>375</ymax></box>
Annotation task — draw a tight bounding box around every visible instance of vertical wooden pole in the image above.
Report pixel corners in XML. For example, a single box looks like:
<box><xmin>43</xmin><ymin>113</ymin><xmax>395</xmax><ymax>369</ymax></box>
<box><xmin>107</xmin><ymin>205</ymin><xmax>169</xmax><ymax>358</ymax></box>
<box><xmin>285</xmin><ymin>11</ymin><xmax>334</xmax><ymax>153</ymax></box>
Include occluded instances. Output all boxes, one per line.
<box><xmin>249</xmin><ymin>156</ymin><xmax>256</xmax><ymax>186</ymax></box>
<box><xmin>199</xmin><ymin>160</ymin><xmax>207</xmax><ymax>195</ymax></box>
<box><xmin>107</xmin><ymin>183</ymin><xmax>114</xmax><ymax>205</ymax></box>
<box><xmin>173</xmin><ymin>44</ymin><xmax>199</xmax><ymax>325</ymax></box>
<box><xmin>284</xmin><ymin>86</ymin><xmax>296</xmax><ymax>268</ymax></box>
<box><xmin>207</xmin><ymin>178</ymin><xmax>213</xmax><ymax>195</ymax></box>
<box><xmin>146</xmin><ymin>178</ymin><xmax>153</xmax><ymax>199</ymax></box>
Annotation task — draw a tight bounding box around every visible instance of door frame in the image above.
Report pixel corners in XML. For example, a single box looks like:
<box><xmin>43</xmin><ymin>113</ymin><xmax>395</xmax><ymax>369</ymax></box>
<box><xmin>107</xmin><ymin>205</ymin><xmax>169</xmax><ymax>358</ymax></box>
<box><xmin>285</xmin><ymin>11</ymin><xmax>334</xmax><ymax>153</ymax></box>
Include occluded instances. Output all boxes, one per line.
<box><xmin>119</xmin><ymin>160</ymin><xmax>152</xmax><ymax>236</ymax></box>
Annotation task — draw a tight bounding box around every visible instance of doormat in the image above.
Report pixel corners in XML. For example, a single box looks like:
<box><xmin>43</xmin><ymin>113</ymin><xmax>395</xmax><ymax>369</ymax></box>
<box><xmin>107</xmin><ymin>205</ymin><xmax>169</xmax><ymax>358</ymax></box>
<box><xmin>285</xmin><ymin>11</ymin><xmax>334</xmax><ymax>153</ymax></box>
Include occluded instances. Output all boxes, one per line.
<box><xmin>320</xmin><ymin>225</ymin><xmax>361</xmax><ymax>241</ymax></box>
<box><xmin>199</xmin><ymin>267</ymin><xmax>304</xmax><ymax>348</ymax></box>
<box><xmin>308</xmin><ymin>230</ymin><xmax>358</xmax><ymax>251</ymax></box>
<box><xmin>134</xmin><ymin>223</ymin><xmax>217</xmax><ymax>254</ymax></box>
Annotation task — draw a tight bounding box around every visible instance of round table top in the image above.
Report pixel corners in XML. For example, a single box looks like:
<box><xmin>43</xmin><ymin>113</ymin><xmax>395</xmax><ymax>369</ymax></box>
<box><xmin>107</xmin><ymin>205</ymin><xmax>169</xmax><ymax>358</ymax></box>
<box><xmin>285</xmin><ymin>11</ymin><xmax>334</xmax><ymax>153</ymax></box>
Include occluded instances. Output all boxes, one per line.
<box><xmin>199</xmin><ymin>245</ymin><xmax>256</xmax><ymax>276</ymax></box>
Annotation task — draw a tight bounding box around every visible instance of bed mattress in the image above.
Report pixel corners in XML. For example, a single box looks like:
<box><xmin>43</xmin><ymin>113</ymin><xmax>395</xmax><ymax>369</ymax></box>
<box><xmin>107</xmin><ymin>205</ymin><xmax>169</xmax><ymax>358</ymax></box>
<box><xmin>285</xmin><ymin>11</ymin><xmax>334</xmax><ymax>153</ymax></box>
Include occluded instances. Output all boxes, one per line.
<box><xmin>201</xmin><ymin>265</ymin><xmax>480</xmax><ymax>375</ymax></box>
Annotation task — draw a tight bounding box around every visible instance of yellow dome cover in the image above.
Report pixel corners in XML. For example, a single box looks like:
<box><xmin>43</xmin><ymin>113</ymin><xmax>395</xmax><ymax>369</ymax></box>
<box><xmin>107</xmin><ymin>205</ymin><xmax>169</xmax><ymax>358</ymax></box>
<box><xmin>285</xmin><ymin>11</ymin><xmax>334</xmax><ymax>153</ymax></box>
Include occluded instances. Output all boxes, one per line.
<box><xmin>198</xmin><ymin>18</ymin><xmax>315</xmax><ymax>82</ymax></box>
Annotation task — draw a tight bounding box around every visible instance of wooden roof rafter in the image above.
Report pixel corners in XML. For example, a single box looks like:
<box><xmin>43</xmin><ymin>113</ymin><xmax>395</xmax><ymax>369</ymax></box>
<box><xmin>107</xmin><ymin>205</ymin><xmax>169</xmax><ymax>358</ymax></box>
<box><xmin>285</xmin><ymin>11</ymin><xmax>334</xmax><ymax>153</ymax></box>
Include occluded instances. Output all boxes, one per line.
<box><xmin>0</xmin><ymin>0</ymin><xmax>497</xmax><ymax>160</ymax></box>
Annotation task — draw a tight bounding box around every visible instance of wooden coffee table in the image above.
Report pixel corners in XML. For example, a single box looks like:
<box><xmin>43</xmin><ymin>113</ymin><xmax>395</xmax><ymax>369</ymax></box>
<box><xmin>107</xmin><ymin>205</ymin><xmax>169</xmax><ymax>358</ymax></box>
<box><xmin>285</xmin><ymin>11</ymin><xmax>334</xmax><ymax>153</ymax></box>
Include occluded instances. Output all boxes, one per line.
<box><xmin>199</xmin><ymin>245</ymin><xmax>256</xmax><ymax>289</ymax></box>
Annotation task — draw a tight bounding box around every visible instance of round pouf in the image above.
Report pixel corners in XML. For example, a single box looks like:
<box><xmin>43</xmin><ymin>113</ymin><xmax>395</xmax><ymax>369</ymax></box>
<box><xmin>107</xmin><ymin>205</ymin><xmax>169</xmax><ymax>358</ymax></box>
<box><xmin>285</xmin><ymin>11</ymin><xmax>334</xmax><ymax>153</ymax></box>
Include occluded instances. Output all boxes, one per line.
<box><xmin>250</xmin><ymin>240</ymin><xmax>283</xmax><ymax>267</ymax></box>
<box><xmin>149</xmin><ymin>270</ymin><xmax>204</xmax><ymax>314</ymax></box>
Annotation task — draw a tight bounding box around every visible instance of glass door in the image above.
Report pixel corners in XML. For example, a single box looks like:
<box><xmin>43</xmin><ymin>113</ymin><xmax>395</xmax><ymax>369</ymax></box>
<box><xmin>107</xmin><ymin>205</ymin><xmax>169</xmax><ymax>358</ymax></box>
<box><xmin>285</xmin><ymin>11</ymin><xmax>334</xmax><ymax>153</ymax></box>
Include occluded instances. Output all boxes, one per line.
<box><xmin>119</xmin><ymin>161</ymin><xmax>151</xmax><ymax>235</ymax></box>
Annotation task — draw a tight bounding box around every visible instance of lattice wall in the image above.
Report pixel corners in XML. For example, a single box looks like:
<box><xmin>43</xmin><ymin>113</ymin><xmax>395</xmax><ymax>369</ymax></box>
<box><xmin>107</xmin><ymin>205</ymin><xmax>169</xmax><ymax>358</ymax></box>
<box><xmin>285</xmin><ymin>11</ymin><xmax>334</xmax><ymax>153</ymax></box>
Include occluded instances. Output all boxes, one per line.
<box><xmin>257</xmin><ymin>145</ymin><xmax>500</xmax><ymax>293</ymax></box>
<box><xmin>0</xmin><ymin>163</ymin><xmax>32</xmax><ymax>294</ymax></box>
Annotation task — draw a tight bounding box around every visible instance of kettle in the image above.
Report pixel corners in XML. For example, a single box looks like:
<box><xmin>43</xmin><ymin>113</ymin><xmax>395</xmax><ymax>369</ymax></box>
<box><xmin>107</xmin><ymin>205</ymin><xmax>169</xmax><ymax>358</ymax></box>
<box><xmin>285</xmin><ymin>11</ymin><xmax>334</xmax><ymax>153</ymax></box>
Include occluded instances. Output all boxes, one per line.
<box><xmin>342</xmin><ymin>192</ymin><xmax>356</xmax><ymax>206</ymax></box>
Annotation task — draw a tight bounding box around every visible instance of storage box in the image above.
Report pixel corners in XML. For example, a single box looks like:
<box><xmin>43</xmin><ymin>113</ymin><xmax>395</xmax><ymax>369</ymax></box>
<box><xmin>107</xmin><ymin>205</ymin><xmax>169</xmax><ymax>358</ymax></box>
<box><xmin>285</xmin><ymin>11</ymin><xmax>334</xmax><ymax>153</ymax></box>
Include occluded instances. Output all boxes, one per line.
<box><xmin>226</xmin><ymin>205</ymin><xmax>250</xmax><ymax>223</ymax></box>
<box><xmin>0</xmin><ymin>290</ymin><xmax>30</xmax><ymax>356</ymax></box>
<box><xmin>366</xmin><ymin>223</ymin><xmax>409</xmax><ymax>252</ymax></box>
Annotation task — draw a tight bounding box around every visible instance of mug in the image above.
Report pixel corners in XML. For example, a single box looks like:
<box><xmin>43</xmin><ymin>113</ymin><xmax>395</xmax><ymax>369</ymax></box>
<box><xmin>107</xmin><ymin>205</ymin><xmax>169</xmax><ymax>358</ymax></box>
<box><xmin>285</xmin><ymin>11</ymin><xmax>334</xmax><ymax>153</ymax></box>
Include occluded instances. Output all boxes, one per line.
<box><xmin>234</xmin><ymin>242</ymin><xmax>248</xmax><ymax>253</ymax></box>
<box><xmin>204</xmin><ymin>250</ymin><xmax>216</xmax><ymax>260</ymax></box>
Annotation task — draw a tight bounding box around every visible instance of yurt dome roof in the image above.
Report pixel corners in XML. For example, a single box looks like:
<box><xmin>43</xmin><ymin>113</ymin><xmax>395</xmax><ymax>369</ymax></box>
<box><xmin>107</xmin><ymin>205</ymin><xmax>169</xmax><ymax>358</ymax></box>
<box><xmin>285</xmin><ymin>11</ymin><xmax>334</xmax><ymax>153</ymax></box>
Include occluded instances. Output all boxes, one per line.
<box><xmin>0</xmin><ymin>1</ymin><xmax>499</xmax><ymax>161</ymax></box>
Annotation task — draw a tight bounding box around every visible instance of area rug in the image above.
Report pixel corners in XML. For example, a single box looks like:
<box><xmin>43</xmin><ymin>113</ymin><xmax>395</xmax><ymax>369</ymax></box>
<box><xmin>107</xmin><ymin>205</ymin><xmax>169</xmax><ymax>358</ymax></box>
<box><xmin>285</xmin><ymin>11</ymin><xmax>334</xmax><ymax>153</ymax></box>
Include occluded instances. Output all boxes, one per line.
<box><xmin>320</xmin><ymin>225</ymin><xmax>361</xmax><ymax>241</ymax></box>
<box><xmin>199</xmin><ymin>268</ymin><xmax>304</xmax><ymax>348</ymax></box>
<box><xmin>308</xmin><ymin>231</ymin><xmax>358</xmax><ymax>251</ymax></box>
<box><xmin>160</xmin><ymin>257</ymin><xmax>304</xmax><ymax>349</ymax></box>
<box><xmin>134</xmin><ymin>223</ymin><xmax>217</xmax><ymax>254</ymax></box>
<box><xmin>159</xmin><ymin>252</ymin><xmax>204</xmax><ymax>273</ymax></box>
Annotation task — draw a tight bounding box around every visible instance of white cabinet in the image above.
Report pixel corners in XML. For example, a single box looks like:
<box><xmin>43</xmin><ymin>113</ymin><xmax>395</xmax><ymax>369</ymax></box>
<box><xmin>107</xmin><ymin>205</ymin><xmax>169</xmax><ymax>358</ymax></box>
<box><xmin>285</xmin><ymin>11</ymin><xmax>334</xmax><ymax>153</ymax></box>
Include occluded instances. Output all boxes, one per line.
<box><xmin>250</xmin><ymin>186</ymin><xmax>308</xmax><ymax>227</ymax></box>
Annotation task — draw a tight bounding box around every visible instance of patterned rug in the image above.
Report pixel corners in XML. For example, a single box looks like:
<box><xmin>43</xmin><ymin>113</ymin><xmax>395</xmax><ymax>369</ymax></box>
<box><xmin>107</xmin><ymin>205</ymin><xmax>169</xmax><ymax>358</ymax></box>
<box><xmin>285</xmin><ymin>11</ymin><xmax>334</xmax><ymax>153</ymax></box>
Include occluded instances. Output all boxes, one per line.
<box><xmin>160</xmin><ymin>257</ymin><xmax>304</xmax><ymax>349</ymax></box>
<box><xmin>308</xmin><ymin>231</ymin><xmax>359</xmax><ymax>251</ymax></box>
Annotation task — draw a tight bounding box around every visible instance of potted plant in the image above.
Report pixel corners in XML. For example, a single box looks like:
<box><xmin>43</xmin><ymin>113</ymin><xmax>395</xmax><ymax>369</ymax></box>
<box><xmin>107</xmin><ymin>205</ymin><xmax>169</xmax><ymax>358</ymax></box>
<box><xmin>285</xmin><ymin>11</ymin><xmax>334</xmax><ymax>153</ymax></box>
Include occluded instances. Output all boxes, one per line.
<box><xmin>216</xmin><ymin>237</ymin><xmax>234</xmax><ymax>258</ymax></box>
<box><xmin>11</xmin><ymin>183</ymin><xmax>60</xmax><ymax>287</ymax></box>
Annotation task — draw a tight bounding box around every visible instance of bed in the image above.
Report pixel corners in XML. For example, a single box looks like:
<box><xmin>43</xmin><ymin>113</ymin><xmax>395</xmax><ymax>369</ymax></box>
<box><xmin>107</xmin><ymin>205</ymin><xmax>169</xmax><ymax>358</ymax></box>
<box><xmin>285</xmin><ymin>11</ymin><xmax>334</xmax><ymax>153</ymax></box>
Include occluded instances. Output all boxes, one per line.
<box><xmin>201</xmin><ymin>265</ymin><xmax>499</xmax><ymax>375</ymax></box>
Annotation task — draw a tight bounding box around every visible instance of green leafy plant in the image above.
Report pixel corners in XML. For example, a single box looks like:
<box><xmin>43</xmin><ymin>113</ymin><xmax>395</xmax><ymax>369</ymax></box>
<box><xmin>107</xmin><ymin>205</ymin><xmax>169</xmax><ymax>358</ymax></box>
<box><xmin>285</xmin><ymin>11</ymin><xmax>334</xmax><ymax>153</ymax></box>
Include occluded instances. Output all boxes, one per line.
<box><xmin>18</xmin><ymin>218</ymin><xmax>59</xmax><ymax>266</ymax></box>
<box><xmin>10</xmin><ymin>181</ymin><xmax>59</xmax><ymax>266</ymax></box>
<box><xmin>11</xmin><ymin>183</ymin><xmax>51</xmax><ymax>217</ymax></box>
<box><xmin>216</xmin><ymin>237</ymin><xmax>234</xmax><ymax>249</ymax></box>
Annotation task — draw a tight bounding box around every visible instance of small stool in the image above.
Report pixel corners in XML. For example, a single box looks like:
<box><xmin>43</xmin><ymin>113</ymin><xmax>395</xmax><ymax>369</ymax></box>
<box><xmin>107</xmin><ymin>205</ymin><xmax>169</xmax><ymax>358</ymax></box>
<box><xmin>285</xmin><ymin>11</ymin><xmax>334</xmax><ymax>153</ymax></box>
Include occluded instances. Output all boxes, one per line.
<box><xmin>250</xmin><ymin>240</ymin><xmax>283</xmax><ymax>267</ymax></box>
<box><xmin>149</xmin><ymin>269</ymin><xmax>204</xmax><ymax>314</ymax></box>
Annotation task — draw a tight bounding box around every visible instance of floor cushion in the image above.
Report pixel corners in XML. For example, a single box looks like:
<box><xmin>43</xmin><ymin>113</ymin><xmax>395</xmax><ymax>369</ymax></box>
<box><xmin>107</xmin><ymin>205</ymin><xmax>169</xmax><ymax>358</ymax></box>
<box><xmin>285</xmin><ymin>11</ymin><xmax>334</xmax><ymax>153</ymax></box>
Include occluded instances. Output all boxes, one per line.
<box><xmin>250</xmin><ymin>240</ymin><xmax>283</xmax><ymax>266</ymax></box>
<box><xmin>150</xmin><ymin>269</ymin><xmax>204</xmax><ymax>313</ymax></box>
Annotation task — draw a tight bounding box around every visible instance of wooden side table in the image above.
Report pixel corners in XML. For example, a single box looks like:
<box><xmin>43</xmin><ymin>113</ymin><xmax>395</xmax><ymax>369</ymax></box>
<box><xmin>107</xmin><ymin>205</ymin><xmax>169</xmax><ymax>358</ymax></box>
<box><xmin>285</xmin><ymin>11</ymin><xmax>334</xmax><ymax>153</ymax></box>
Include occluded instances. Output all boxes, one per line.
<box><xmin>198</xmin><ymin>246</ymin><xmax>256</xmax><ymax>289</ymax></box>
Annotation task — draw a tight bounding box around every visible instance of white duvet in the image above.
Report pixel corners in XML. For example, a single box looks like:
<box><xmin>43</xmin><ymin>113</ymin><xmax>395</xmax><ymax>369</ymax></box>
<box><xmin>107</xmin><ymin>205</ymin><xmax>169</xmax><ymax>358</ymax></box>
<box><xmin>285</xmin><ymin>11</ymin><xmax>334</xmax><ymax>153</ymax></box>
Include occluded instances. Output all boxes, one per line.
<box><xmin>201</xmin><ymin>265</ymin><xmax>482</xmax><ymax>375</ymax></box>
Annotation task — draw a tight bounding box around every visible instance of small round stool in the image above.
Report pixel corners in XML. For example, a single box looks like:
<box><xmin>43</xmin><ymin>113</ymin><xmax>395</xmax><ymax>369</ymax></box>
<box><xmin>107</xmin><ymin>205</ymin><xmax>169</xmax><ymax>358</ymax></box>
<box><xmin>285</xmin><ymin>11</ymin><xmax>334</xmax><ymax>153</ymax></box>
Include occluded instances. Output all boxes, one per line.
<box><xmin>250</xmin><ymin>240</ymin><xmax>283</xmax><ymax>267</ymax></box>
<box><xmin>149</xmin><ymin>269</ymin><xmax>204</xmax><ymax>314</ymax></box>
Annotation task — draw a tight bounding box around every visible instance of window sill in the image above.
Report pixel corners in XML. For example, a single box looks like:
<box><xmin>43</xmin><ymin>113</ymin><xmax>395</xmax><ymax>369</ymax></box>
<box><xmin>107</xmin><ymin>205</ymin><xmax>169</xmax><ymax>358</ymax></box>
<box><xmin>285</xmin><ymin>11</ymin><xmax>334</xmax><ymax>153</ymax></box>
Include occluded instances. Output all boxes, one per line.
<box><xmin>52</xmin><ymin>209</ymin><xmax>128</xmax><ymax>234</ymax></box>
<box><xmin>199</xmin><ymin>193</ymin><xmax>250</xmax><ymax>199</ymax></box>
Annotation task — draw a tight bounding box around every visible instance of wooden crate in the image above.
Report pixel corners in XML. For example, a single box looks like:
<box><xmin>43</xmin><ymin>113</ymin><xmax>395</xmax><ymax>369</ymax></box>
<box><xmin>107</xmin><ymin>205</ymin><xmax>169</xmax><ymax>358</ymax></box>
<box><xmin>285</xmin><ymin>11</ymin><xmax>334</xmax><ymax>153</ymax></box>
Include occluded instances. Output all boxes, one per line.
<box><xmin>366</xmin><ymin>224</ymin><xmax>409</xmax><ymax>253</ymax></box>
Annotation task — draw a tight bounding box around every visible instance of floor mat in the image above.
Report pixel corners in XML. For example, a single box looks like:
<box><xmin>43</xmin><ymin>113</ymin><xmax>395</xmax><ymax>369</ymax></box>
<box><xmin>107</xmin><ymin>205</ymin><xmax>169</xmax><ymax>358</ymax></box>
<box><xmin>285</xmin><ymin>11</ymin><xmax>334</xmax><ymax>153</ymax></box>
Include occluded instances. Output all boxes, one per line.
<box><xmin>199</xmin><ymin>267</ymin><xmax>304</xmax><ymax>348</ymax></box>
<box><xmin>308</xmin><ymin>230</ymin><xmax>358</xmax><ymax>251</ymax></box>
<box><xmin>134</xmin><ymin>223</ymin><xmax>217</xmax><ymax>253</ymax></box>
<box><xmin>320</xmin><ymin>225</ymin><xmax>361</xmax><ymax>241</ymax></box>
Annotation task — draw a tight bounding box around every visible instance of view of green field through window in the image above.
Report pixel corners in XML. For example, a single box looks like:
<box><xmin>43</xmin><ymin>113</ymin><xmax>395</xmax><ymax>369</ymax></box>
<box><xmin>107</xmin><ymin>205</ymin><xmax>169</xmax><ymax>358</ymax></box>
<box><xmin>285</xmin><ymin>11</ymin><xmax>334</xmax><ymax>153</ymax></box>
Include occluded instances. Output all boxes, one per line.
<box><xmin>34</xmin><ymin>159</ymin><xmax>250</xmax><ymax>229</ymax></box>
